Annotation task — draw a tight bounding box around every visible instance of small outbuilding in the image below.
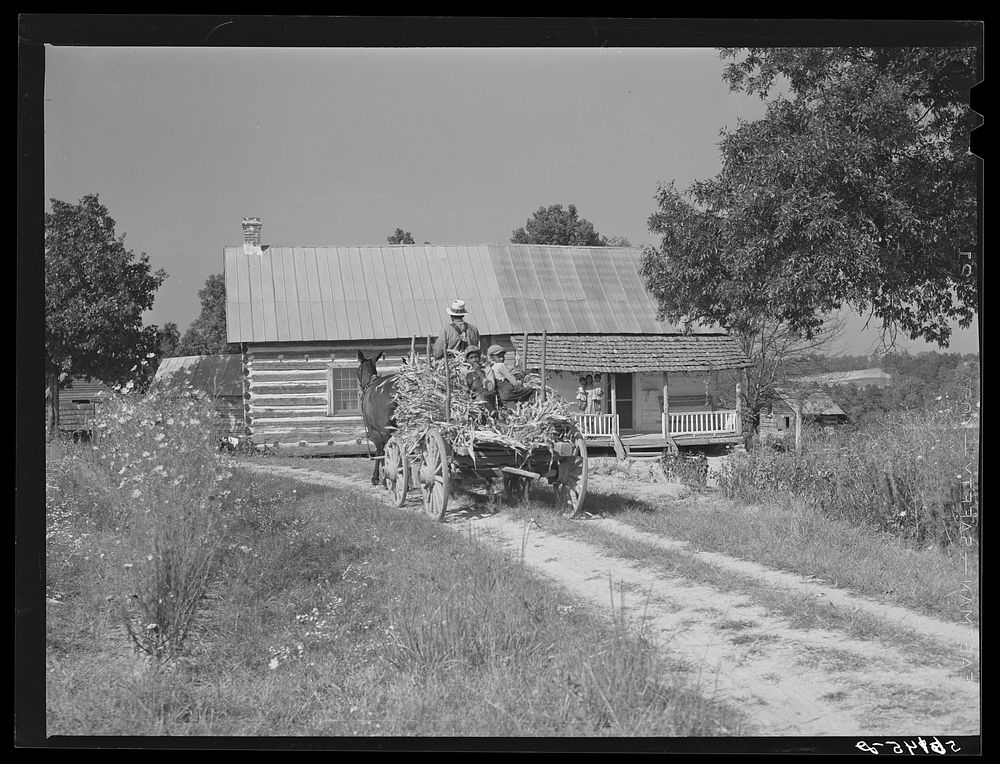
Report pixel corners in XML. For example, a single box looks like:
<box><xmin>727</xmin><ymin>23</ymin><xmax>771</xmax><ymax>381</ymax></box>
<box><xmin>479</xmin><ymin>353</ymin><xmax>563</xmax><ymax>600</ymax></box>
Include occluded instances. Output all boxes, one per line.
<box><xmin>45</xmin><ymin>376</ymin><xmax>114</xmax><ymax>439</ymax></box>
<box><xmin>150</xmin><ymin>355</ymin><xmax>247</xmax><ymax>442</ymax></box>
<box><xmin>759</xmin><ymin>387</ymin><xmax>850</xmax><ymax>445</ymax></box>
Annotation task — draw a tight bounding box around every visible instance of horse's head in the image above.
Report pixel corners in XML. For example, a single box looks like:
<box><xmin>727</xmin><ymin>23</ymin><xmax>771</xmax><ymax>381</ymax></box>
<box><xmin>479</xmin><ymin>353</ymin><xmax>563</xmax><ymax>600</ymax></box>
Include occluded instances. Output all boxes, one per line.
<box><xmin>357</xmin><ymin>350</ymin><xmax>385</xmax><ymax>390</ymax></box>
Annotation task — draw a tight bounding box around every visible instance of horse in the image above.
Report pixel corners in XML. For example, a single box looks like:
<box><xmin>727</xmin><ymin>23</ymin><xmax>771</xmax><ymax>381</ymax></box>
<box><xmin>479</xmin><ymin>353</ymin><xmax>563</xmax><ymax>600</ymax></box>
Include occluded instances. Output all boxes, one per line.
<box><xmin>357</xmin><ymin>351</ymin><xmax>398</xmax><ymax>486</ymax></box>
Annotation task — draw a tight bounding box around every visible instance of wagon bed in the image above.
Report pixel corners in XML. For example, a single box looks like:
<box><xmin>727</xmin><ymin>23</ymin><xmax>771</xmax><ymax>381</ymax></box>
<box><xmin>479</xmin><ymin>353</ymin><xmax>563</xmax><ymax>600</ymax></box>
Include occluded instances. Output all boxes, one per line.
<box><xmin>381</xmin><ymin>427</ymin><xmax>588</xmax><ymax>521</ymax></box>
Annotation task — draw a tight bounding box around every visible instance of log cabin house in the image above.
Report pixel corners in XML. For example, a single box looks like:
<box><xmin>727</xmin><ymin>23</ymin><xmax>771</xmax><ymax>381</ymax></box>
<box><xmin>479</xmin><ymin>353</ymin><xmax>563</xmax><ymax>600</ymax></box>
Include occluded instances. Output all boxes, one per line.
<box><xmin>224</xmin><ymin>218</ymin><xmax>752</xmax><ymax>456</ymax></box>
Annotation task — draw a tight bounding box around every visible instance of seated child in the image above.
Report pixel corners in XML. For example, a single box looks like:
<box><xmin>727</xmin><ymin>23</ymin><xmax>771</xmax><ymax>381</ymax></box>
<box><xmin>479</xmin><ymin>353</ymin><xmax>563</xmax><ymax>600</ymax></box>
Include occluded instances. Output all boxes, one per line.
<box><xmin>486</xmin><ymin>345</ymin><xmax>534</xmax><ymax>404</ymax></box>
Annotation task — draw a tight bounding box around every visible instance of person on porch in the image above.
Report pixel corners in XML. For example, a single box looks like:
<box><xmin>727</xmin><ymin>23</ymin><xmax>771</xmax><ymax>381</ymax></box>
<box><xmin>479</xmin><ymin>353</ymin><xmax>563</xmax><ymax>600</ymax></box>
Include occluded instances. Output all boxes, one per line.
<box><xmin>588</xmin><ymin>374</ymin><xmax>604</xmax><ymax>414</ymax></box>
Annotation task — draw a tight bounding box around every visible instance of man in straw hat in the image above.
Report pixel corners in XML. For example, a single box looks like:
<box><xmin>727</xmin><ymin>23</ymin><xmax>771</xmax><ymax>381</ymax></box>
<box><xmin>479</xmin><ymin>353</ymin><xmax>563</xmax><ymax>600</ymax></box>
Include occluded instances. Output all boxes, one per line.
<box><xmin>433</xmin><ymin>299</ymin><xmax>481</xmax><ymax>360</ymax></box>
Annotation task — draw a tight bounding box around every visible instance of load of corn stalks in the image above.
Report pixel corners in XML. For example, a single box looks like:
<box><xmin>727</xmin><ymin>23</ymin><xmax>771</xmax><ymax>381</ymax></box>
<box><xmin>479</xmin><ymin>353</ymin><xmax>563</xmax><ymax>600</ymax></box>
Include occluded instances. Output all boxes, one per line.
<box><xmin>391</xmin><ymin>353</ymin><xmax>577</xmax><ymax>460</ymax></box>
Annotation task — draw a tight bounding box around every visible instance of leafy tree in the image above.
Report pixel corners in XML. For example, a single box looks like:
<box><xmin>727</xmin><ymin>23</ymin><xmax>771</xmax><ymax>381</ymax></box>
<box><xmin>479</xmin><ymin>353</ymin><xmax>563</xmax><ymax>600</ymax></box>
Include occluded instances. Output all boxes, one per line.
<box><xmin>176</xmin><ymin>274</ymin><xmax>240</xmax><ymax>356</ymax></box>
<box><xmin>511</xmin><ymin>204</ymin><xmax>610</xmax><ymax>246</ymax></box>
<box><xmin>387</xmin><ymin>228</ymin><xmax>415</xmax><ymax>245</ymax></box>
<box><xmin>604</xmin><ymin>235</ymin><xmax>632</xmax><ymax>247</ymax></box>
<box><xmin>157</xmin><ymin>322</ymin><xmax>181</xmax><ymax>359</ymax></box>
<box><xmin>45</xmin><ymin>194</ymin><xmax>167</xmax><ymax>434</ymax></box>
<box><xmin>641</xmin><ymin>47</ymin><xmax>980</xmax><ymax>348</ymax></box>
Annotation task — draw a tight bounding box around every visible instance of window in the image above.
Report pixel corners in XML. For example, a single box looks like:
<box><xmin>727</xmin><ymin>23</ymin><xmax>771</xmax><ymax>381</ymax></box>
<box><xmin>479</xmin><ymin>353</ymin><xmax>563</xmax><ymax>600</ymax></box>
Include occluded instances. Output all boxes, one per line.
<box><xmin>783</xmin><ymin>416</ymin><xmax>792</xmax><ymax>429</ymax></box>
<box><xmin>328</xmin><ymin>368</ymin><xmax>360</xmax><ymax>415</ymax></box>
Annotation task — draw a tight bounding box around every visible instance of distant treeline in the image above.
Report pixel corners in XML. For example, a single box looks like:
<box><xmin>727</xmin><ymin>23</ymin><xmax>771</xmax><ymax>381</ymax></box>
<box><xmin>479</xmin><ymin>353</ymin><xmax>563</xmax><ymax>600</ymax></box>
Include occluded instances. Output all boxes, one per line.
<box><xmin>801</xmin><ymin>352</ymin><xmax>980</xmax><ymax>422</ymax></box>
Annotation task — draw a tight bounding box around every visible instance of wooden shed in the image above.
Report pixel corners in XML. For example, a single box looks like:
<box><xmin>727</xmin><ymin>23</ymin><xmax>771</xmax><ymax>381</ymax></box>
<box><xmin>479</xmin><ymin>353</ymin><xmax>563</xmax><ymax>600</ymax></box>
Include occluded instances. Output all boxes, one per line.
<box><xmin>150</xmin><ymin>355</ymin><xmax>247</xmax><ymax>441</ymax></box>
<box><xmin>223</xmin><ymin>218</ymin><xmax>752</xmax><ymax>455</ymax></box>
<box><xmin>45</xmin><ymin>376</ymin><xmax>114</xmax><ymax>438</ymax></box>
<box><xmin>759</xmin><ymin>387</ymin><xmax>850</xmax><ymax>446</ymax></box>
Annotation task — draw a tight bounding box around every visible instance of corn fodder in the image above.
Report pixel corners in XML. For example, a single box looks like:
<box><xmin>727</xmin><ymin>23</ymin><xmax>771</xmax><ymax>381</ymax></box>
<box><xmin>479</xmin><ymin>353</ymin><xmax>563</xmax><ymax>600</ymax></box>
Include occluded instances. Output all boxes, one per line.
<box><xmin>392</xmin><ymin>356</ymin><xmax>577</xmax><ymax>457</ymax></box>
<box><xmin>717</xmin><ymin>409</ymin><xmax>980</xmax><ymax>547</ymax></box>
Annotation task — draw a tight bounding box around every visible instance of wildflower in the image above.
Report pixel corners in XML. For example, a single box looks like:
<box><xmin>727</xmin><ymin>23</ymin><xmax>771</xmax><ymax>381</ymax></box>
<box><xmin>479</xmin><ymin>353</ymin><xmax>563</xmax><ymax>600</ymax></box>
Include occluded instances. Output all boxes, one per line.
<box><xmin>132</xmin><ymin>489</ymin><xmax>142</xmax><ymax>499</ymax></box>
<box><xmin>146</xmin><ymin>623</ymin><xmax>157</xmax><ymax>630</ymax></box>
<box><xmin>269</xmin><ymin>657</ymin><xmax>279</xmax><ymax>670</ymax></box>
<box><xmin>147</xmin><ymin>554</ymin><xmax>153</xmax><ymax>561</ymax></box>
<box><xmin>123</xmin><ymin>563</ymin><xmax>133</xmax><ymax>569</ymax></box>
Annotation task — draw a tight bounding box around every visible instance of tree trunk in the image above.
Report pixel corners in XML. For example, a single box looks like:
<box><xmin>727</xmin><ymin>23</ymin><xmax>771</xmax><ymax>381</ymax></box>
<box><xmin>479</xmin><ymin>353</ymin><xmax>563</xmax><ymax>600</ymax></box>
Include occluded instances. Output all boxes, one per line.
<box><xmin>47</xmin><ymin>371</ymin><xmax>61</xmax><ymax>440</ymax></box>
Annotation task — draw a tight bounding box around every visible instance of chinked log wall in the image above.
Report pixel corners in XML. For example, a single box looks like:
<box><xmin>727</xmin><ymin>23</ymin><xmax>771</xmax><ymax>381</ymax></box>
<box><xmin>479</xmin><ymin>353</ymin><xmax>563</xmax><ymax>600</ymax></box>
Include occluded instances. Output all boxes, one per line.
<box><xmin>246</xmin><ymin>342</ymin><xmax>410</xmax><ymax>454</ymax></box>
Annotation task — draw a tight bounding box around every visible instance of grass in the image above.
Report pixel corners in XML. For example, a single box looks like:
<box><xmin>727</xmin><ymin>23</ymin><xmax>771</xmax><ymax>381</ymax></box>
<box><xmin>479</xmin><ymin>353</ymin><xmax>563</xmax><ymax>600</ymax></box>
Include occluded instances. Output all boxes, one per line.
<box><xmin>46</xmin><ymin>435</ymin><xmax>746</xmax><ymax>737</ymax></box>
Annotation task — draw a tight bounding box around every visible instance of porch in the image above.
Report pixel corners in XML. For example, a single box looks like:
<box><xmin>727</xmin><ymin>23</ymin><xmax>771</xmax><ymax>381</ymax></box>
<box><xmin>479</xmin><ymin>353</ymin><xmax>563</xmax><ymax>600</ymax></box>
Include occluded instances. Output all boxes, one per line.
<box><xmin>574</xmin><ymin>409</ymin><xmax>743</xmax><ymax>453</ymax></box>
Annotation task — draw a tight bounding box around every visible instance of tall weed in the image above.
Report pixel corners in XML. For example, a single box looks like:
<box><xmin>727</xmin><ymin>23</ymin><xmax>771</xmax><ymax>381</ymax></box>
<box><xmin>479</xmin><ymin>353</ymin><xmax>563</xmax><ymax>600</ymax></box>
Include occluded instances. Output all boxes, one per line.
<box><xmin>717</xmin><ymin>407</ymin><xmax>979</xmax><ymax>548</ymax></box>
<box><xmin>86</xmin><ymin>390</ymin><xmax>234</xmax><ymax>664</ymax></box>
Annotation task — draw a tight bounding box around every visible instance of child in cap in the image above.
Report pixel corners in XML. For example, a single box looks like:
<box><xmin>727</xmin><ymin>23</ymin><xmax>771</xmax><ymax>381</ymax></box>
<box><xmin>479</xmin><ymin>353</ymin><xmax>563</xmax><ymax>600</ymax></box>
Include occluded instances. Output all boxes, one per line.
<box><xmin>487</xmin><ymin>345</ymin><xmax>534</xmax><ymax>405</ymax></box>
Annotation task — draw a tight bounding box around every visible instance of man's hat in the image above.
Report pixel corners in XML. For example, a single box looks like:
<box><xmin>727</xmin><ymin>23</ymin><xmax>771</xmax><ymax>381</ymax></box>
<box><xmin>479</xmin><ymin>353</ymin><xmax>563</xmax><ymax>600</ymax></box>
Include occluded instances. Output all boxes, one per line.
<box><xmin>448</xmin><ymin>299</ymin><xmax>468</xmax><ymax>316</ymax></box>
<box><xmin>463</xmin><ymin>345</ymin><xmax>482</xmax><ymax>358</ymax></box>
<box><xmin>487</xmin><ymin>344</ymin><xmax>506</xmax><ymax>357</ymax></box>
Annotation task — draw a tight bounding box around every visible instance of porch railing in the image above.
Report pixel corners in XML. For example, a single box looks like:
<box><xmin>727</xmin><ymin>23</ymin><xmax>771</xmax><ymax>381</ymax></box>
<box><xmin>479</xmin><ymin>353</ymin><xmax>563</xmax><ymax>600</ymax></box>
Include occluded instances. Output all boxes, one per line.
<box><xmin>665</xmin><ymin>410</ymin><xmax>738</xmax><ymax>437</ymax></box>
<box><xmin>574</xmin><ymin>413</ymin><xmax>619</xmax><ymax>438</ymax></box>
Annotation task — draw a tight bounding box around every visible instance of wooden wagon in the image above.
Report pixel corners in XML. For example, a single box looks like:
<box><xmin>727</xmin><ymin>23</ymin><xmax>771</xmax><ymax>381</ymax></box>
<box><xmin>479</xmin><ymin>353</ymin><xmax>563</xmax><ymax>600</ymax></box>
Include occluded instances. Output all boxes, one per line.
<box><xmin>377</xmin><ymin>330</ymin><xmax>588</xmax><ymax>521</ymax></box>
<box><xmin>381</xmin><ymin>424</ymin><xmax>588</xmax><ymax>521</ymax></box>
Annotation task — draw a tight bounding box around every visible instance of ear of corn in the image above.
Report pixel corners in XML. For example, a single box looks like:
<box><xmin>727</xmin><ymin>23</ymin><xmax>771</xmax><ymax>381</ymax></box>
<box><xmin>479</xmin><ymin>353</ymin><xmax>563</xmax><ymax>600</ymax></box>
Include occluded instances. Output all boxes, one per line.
<box><xmin>392</xmin><ymin>354</ymin><xmax>576</xmax><ymax>461</ymax></box>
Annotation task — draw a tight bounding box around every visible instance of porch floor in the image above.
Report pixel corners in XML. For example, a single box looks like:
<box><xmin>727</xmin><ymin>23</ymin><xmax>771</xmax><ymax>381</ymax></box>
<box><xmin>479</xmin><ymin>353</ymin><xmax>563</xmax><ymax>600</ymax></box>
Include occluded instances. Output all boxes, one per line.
<box><xmin>583</xmin><ymin>430</ymin><xmax>742</xmax><ymax>451</ymax></box>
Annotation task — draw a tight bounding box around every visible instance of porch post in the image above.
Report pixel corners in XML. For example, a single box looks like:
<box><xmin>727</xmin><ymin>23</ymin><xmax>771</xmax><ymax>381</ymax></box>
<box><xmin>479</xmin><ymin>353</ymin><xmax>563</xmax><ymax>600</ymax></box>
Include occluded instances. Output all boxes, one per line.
<box><xmin>735</xmin><ymin>378</ymin><xmax>743</xmax><ymax>436</ymax></box>
<box><xmin>662</xmin><ymin>371</ymin><xmax>669</xmax><ymax>438</ymax></box>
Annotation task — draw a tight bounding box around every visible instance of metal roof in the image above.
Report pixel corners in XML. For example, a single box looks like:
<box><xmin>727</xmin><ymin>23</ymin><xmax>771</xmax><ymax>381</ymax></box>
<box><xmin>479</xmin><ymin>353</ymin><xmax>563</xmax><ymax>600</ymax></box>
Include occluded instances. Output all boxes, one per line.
<box><xmin>774</xmin><ymin>388</ymin><xmax>849</xmax><ymax>419</ymax></box>
<box><xmin>223</xmin><ymin>244</ymin><xmax>716</xmax><ymax>343</ymax></box>
<box><xmin>46</xmin><ymin>377</ymin><xmax>114</xmax><ymax>400</ymax></box>
<box><xmin>152</xmin><ymin>355</ymin><xmax>244</xmax><ymax>398</ymax></box>
<box><xmin>510</xmin><ymin>334</ymin><xmax>752</xmax><ymax>373</ymax></box>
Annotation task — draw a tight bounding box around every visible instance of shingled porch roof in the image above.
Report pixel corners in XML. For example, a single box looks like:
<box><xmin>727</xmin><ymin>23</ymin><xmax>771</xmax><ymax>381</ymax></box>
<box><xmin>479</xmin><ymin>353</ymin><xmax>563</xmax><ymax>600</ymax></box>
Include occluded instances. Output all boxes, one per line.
<box><xmin>510</xmin><ymin>334</ymin><xmax>752</xmax><ymax>373</ymax></box>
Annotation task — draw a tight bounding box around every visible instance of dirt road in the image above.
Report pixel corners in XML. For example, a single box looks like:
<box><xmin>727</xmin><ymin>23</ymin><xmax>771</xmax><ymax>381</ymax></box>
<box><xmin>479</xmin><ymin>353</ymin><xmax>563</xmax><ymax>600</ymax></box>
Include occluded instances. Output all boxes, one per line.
<box><xmin>249</xmin><ymin>462</ymin><xmax>981</xmax><ymax>738</ymax></box>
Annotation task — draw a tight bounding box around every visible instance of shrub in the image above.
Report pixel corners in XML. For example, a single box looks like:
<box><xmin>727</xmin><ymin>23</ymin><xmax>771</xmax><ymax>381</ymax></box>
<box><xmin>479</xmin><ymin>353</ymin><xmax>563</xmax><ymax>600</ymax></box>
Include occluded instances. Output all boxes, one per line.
<box><xmin>660</xmin><ymin>452</ymin><xmax>709</xmax><ymax>489</ymax></box>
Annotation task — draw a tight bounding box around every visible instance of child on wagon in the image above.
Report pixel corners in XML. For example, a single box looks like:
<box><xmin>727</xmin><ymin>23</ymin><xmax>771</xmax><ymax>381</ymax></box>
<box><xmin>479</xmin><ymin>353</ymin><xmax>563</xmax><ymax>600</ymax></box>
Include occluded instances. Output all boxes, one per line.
<box><xmin>486</xmin><ymin>345</ymin><xmax>534</xmax><ymax>405</ymax></box>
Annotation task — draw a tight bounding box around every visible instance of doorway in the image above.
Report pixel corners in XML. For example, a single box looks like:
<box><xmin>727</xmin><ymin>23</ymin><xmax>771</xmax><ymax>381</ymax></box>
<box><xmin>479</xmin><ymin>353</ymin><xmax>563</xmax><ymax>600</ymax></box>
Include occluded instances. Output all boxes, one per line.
<box><xmin>614</xmin><ymin>373</ymin><xmax>634</xmax><ymax>431</ymax></box>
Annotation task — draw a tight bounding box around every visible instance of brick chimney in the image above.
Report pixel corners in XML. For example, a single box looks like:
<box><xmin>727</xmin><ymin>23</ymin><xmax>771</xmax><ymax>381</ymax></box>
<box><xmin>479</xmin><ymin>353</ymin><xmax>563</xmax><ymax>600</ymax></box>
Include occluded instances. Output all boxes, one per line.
<box><xmin>242</xmin><ymin>217</ymin><xmax>262</xmax><ymax>254</ymax></box>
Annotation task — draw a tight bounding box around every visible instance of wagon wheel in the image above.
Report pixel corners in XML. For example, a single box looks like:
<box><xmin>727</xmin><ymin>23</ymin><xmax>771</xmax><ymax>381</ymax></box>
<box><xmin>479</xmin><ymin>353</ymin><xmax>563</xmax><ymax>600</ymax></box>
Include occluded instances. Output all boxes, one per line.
<box><xmin>553</xmin><ymin>433</ymin><xmax>588</xmax><ymax>518</ymax></box>
<box><xmin>383</xmin><ymin>436</ymin><xmax>409</xmax><ymax>508</ymax></box>
<box><xmin>418</xmin><ymin>428</ymin><xmax>450</xmax><ymax>522</ymax></box>
<box><xmin>503</xmin><ymin>474</ymin><xmax>530</xmax><ymax>506</ymax></box>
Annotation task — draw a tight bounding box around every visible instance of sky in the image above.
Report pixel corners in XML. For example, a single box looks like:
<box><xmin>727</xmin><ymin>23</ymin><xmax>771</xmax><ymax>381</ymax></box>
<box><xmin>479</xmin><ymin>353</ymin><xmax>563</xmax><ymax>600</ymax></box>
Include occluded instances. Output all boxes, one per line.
<box><xmin>43</xmin><ymin>44</ymin><xmax>980</xmax><ymax>357</ymax></box>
